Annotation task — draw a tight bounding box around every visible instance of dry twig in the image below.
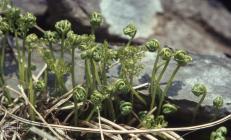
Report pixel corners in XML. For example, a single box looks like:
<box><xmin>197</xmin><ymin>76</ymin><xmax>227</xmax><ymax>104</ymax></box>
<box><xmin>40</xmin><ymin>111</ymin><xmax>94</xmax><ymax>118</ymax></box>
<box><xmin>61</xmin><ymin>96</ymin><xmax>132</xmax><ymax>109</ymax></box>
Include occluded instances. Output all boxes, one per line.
<box><xmin>1</xmin><ymin>108</ymin><xmax>230</xmax><ymax>134</ymax></box>
<box><xmin>97</xmin><ymin>107</ymin><xmax>105</xmax><ymax>140</ymax></box>
<box><xmin>123</xmin><ymin>125</ymin><xmax>158</xmax><ymax>140</ymax></box>
<box><xmin>81</xmin><ymin>121</ymin><xmax>120</xmax><ymax>140</ymax></box>
<box><xmin>30</xmin><ymin>126</ymin><xmax>58</xmax><ymax>140</ymax></box>
<box><xmin>17</xmin><ymin>85</ymin><xmax>63</xmax><ymax>140</ymax></box>
<box><xmin>100</xmin><ymin>117</ymin><xmax>141</xmax><ymax>140</ymax></box>
<box><xmin>45</xmin><ymin>92</ymin><xmax>73</xmax><ymax>118</ymax></box>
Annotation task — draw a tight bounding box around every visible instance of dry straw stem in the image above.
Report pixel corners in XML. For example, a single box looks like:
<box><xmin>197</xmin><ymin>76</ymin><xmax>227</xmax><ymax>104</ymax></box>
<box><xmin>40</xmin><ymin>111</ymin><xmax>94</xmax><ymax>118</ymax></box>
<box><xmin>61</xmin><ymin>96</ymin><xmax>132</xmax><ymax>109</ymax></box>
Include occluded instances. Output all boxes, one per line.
<box><xmin>100</xmin><ymin>117</ymin><xmax>141</xmax><ymax>140</ymax></box>
<box><xmin>0</xmin><ymin>110</ymin><xmax>7</xmax><ymax>126</ymax></box>
<box><xmin>82</xmin><ymin>121</ymin><xmax>122</xmax><ymax>140</ymax></box>
<box><xmin>1</xmin><ymin>106</ymin><xmax>230</xmax><ymax>135</ymax></box>
<box><xmin>51</xmin><ymin>88</ymin><xmax>74</xmax><ymax>105</ymax></box>
<box><xmin>12</xmin><ymin>131</ymin><xmax>17</xmax><ymax>140</ymax></box>
<box><xmin>6</xmin><ymin>85</ymin><xmax>28</xmax><ymax>105</ymax></box>
<box><xmin>124</xmin><ymin>124</ymin><xmax>182</xmax><ymax>140</ymax></box>
<box><xmin>167</xmin><ymin>131</ymin><xmax>183</xmax><ymax>140</ymax></box>
<box><xmin>94</xmin><ymin>122</ymin><xmax>124</xmax><ymax>140</ymax></box>
<box><xmin>160</xmin><ymin>132</ymin><xmax>178</xmax><ymax>140</ymax></box>
<box><xmin>46</xmin><ymin>83</ymin><xmax>152</xmax><ymax>118</ymax></box>
<box><xmin>57</xmin><ymin>102</ymin><xmax>84</xmax><ymax>111</ymax></box>
<box><xmin>45</xmin><ymin>91</ymin><xmax>73</xmax><ymax>118</ymax></box>
<box><xmin>34</xmin><ymin>24</ymin><xmax>45</xmax><ymax>33</ymax></box>
<box><xmin>11</xmin><ymin>131</ymin><xmax>22</xmax><ymax>140</ymax></box>
<box><xmin>133</xmin><ymin>83</ymin><xmax>150</xmax><ymax>90</ymax></box>
<box><xmin>1</xmin><ymin>86</ymin><xmax>64</xmax><ymax>139</ymax></box>
<box><xmin>52</xmin><ymin>83</ymin><xmax>149</xmax><ymax>112</ymax></box>
<box><xmin>0</xmin><ymin>102</ymin><xmax>23</xmax><ymax>126</ymax></box>
<box><xmin>33</xmin><ymin>64</ymin><xmax>47</xmax><ymax>82</ymax></box>
<box><xmin>30</xmin><ymin>126</ymin><xmax>58</xmax><ymax>140</ymax></box>
<box><xmin>17</xmin><ymin>85</ymin><xmax>64</xmax><ymax>140</ymax></box>
<box><xmin>123</xmin><ymin>125</ymin><xmax>158</xmax><ymax>140</ymax></box>
<box><xmin>97</xmin><ymin>107</ymin><xmax>105</xmax><ymax>140</ymax></box>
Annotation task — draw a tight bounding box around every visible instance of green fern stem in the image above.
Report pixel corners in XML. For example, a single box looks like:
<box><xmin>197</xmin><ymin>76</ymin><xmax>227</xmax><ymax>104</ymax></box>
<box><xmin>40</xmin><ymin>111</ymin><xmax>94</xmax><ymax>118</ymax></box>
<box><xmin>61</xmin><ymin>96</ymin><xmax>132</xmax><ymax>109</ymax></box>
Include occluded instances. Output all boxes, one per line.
<box><xmin>150</xmin><ymin>49</ymin><xmax>161</xmax><ymax>110</ymax></box>
<box><xmin>157</xmin><ymin>64</ymin><xmax>180</xmax><ymax>115</ymax></box>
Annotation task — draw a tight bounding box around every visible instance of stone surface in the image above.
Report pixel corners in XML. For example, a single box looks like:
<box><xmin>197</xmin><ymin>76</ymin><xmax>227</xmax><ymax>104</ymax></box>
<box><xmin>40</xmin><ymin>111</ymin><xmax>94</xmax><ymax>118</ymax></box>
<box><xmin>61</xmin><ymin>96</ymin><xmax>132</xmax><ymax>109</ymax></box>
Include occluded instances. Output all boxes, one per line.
<box><xmin>107</xmin><ymin>51</ymin><xmax>231</xmax><ymax>119</ymax></box>
<box><xmin>157</xmin><ymin>0</ymin><xmax>231</xmax><ymax>55</ymax></box>
<box><xmin>13</xmin><ymin>0</ymin><xmax>231</xmax><ymax>55</ymax></box>
<box><xmin>139</xmin><ymin>52</ymin><xmax>231</xmax><ymax>108</ymax></box>
<box><xmin>44</xmin><ymin>0</ymin><xmax>231</xmax><ymax>56</ymax></box>
<box><xmin>46</xmin><ymin>0</ymin><xmax>163</xmax><ymax>39</ymax></box>
<box><xmin>12</xmin><ymin>0</ymin><xmax>47</xmax><ymax>15</ymax></box>
<box><xmin>150</xmin><ymin>16</ymin><xmax>231</xmax><ymax>56</ymax></box>
<box><xmin>100</xmin><ymin>0</ymin><xmax>163</xmax><ymax>38</ymax></box>
<box><xmin>65</xmin><ymin>48</ymin><xmax>231</xmax><ymax>115</ymax></box>
<box><xmin>162</xmin><ymin>0</ymin><xmax>231</xmax><ymax>43</ymax></box>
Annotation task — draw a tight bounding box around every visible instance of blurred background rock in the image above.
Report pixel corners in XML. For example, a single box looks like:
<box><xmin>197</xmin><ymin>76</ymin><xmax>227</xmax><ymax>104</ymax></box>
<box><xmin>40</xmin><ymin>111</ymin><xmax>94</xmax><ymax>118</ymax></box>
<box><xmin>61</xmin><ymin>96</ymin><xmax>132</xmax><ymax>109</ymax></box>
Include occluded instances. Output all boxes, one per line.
<box><xmin>12</xmin><ymin>0</ymin><xmax>231</xmax><ymax>56</ymax></box>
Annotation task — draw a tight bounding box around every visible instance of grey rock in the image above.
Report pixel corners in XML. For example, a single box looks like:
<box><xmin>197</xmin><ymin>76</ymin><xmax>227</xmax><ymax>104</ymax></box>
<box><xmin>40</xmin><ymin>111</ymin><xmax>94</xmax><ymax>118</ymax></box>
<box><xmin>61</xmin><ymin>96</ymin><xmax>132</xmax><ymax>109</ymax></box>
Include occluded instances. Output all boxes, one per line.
<box><xmin>161</xmin><ymin>0</ymin><xmax>231</xmax><ymax>46</ymax></box>
<box><xmin>12</xmin><ymin>0</ymin><xmax>47</xmax><ymax>15</ymax></box>
<box><xmin>47</xmin><ymin>0</ymin><xmax>91</xmax><ymax>27</ymax></box>
<box><xmin>3</xmin><ymin>51</ymin><xmax>18</xmax><ymax>98</ymax></box>
<box><xmin>108</xmin><ymin>51</ymin><xmax>231</xmax><ymax>120</ymax></box>
<box><xmin>46</xmin><ymin>0</ymin><xmax>163</xmax><ymax>39</ymax></box>
<box><xmin>67</xmin><ymin>48</ymin><xmax>231</xmax><ymax>114</ymax></box>
<box><xmin>143</xmin><ymin>52</ymin><xmax>231</xmax><ymax>118</ymax></box>
<box><xmin>152</xmin><ymin>16</ymin><xmax>231</xmax><ymax>56</ymax></box>
<box><xmin>100</xmin><ymin>0</ymin><xmax>163</xmax><ymax>38</ymax></box>
<box><xmin>45</xmin><ymin>0</ymin><xmax>231</xmax><ymax>56</ymax></box>
<box><xmin>144</xmin><ymin>52</ymin><xmax>231</xmax><ymax>110</ymax></box>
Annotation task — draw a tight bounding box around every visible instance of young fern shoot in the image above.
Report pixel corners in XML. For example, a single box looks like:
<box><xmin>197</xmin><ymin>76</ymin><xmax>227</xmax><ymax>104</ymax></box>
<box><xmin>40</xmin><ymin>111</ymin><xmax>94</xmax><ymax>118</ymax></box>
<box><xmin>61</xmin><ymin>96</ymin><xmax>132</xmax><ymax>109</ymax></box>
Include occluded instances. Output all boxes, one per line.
<box><xmin>191</xmin><ymin>83</ymin><xmax>207</xmax><ymax>123</ymax></box>
<box><xmin>145</xmin><ymin>39</ymin><xmax>161</xmax><ymax>110</ymax></box>
<box><xmin>65</xmin><ymin>30</ymin><xmax>81</xmax><ymax>88</ymax></box>
<box><xmin>55</xmin><ymin>19</ymin><xmax>71</xmax><ymax>60</ymax></box>
<box><xmin>119</xmin><ymin>24</ymin><xmax>146</xmax><ymax>105</ymax></box>
<box><xmin>25</xmin><ymin>33</ymin><xmax>39</xmax><ymax>121</ymax></box>
<box><xmin>87</xmin><ymin>90</ymin><xmax>105</xmax><ymax>121</ymax></box>
<box><xmin>157</xmin><ymin>50</ymin><xmax>192</xmax><ymax>115</ymax></box>
<box><xmin>213</xmin><ymin>96</ymin><xmax>224</xmax><ymax>120</ymax></box>
<box><xmin>72</xmin><ymin>85</ymin><xmax>87</xmax><ymax>126</ymax></box>
<box><xmin>210</xmin><ymin>126</ymin><xmax>227</xmax><ymax>140</ymax></box>
<box><xmin>0</xmin><ymin>16</ymin><xmax>12</xmax><ymax>103</ymax></box>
